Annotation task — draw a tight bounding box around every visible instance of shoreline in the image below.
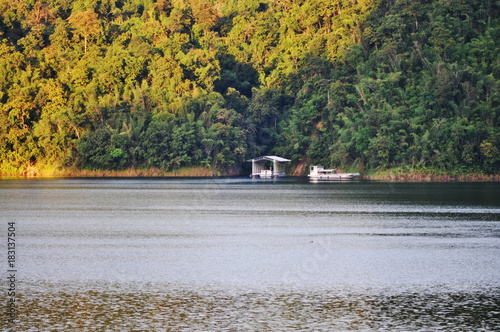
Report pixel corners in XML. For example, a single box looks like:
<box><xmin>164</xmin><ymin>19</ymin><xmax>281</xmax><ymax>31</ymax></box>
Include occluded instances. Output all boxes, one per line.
<box><xmin>363</xmin><ymin>174</ymin><xmax>500</xmax><ymax>182</ymax></box>
<box><xmin>0</xmin><ymin>166</ymin><xmax>220</xmax><ymax>178</ymax></box>
<box><xmin>362</xmin><ymin>169</ymin><xmax>500</xmax><ymax>182</ymax></box>
<box><xmin>1</xmin><ymin>174</ymin><xmax>499</xmax><ymax>182</ymax></box>
<box><xmin>1</xmin><ymin>166</ymin><xmax>499</xmax><ymax>182</ymax></box>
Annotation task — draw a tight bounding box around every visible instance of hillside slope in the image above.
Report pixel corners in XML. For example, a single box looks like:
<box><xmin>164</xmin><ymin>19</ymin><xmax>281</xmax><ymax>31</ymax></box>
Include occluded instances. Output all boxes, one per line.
<box><xmin>0</xmin><ymin>0</ymin><xmax>498</xmax><ymax>176</ymax></box>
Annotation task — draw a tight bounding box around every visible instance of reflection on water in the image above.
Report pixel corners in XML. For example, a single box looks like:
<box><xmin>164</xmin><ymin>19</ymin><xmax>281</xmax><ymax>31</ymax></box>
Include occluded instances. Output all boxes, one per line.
<box><xmin>1</xmin><ymin>178</ymin><xmax>500</xmax><ymax>330</ymax></box>
<box><xmin>15</xmin><ymin>283</ymin><xmax>500</xmax><ymax>331</ymax></box>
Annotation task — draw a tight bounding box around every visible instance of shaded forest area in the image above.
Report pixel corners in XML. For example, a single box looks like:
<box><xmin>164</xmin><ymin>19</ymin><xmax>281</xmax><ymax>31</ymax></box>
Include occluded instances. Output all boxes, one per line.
<box><xmin>1</xmin><ymin>0</ymin><xmax>499</xmax><ymax>176</ymax></box>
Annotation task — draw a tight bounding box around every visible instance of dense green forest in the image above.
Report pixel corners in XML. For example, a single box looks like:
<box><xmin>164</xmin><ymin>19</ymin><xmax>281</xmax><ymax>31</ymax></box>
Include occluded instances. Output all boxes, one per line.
<box><xmin>1</xmin><ymin>0</ymin><xmax>499</xmax><ymax>176</ymax></box>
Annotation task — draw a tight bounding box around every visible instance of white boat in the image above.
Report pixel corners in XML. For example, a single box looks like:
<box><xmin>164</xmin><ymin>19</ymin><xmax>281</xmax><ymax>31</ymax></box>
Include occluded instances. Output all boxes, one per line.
<box><xmin>258</xmin><ymin>169</ymin><xmax>274</xmax><ymax>178</ymax></box>
<box><xmin>308</xmin><ymin>165</ymin><xmax>360</xmax><ymax>180</ymax></box>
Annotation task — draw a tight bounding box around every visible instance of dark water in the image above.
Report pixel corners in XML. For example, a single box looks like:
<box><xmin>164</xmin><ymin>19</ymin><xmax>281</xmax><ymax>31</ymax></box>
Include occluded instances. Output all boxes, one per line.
<box><xmin>1</xmin><ymin>178</ymin><xmax>499</xmax><ymax>330</ymax></box>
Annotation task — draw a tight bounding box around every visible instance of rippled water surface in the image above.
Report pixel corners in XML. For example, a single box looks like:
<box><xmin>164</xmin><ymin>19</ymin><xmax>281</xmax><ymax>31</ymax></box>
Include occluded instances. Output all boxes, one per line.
<box><xmin>1</xmin><ymin>178</ymin><xmax>500</xmax><ymax>330</ymax></box>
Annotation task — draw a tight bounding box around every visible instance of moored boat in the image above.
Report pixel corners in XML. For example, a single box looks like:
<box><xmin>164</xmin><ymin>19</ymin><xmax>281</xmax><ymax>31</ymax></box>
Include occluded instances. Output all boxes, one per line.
<box><xmin>308</xmin><ymin>165</ymin><xmax>359</xmax><ymax>180</ymax></box>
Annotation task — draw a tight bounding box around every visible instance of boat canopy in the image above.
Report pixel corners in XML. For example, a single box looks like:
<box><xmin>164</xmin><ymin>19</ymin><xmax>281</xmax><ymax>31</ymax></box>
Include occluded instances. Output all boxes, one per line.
<box><xmin>246</xmin><ymin>155</ymin><xmax>291</xmax><ymax>162</ymax></box>
<box><xmin>247</xmin><ymin>155</ymin><xmax>291</xmax><ymax>178</ymax></box>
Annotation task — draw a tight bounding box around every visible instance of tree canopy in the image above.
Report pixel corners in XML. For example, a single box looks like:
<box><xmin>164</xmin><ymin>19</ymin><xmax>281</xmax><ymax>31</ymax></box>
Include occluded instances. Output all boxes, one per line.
<box><xmin>1</xmin><ymin>0</ymin><xmax>499</xmax><ymax>176</ymax></box>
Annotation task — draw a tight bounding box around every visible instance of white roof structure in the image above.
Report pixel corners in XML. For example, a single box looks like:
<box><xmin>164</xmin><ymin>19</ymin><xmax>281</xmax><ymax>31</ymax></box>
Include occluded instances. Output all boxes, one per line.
<box><xmin>247</xmin><ymin>155</ymin><xmax>291</xmax><ymax>178</ymax></box>
<box><xmin>247</xmin><ymin>155</ymin><xmax>291</xmax><ymax>162</ymax></box>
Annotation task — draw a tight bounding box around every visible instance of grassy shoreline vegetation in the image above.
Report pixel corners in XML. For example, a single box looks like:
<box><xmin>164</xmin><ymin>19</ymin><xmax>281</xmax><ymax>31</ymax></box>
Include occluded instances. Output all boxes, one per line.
<box><xmin>2</xmin><ymin>164</ymin><xmax>499</xmax><ymax>181</ymax></box>
<box><xmin>1</xmin><ymin>0</ymin><xmax>499</xmax><ymax>179</ymax></box>
<box><xmin>0</xmin><ymin>165</ymin><xmax>219</xmax><ymax>178</ymax></box>
<box><xmin>364</xmin><ymin>167</ymin><xmax>500</xmax><ymax>182</ymax></box>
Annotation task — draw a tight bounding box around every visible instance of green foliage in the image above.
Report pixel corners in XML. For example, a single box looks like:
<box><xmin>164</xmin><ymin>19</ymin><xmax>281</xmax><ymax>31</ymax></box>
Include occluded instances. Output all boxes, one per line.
<box><xmin>77</xmin><ymin>129</ymin><xmax>113</xmax><ymax>169</ymax></box>
<box><xmin>0</xmin><ymin>0</ymin><xmax>499</xmax><ymax>176</ymax></box>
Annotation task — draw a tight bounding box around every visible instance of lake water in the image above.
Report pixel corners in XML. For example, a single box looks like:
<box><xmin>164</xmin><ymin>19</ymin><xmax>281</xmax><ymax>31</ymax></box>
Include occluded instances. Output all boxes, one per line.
<box><xmin>1</xmin><ymin>178</ymin><xmax>499</xmax><ymax>330</ymax></box>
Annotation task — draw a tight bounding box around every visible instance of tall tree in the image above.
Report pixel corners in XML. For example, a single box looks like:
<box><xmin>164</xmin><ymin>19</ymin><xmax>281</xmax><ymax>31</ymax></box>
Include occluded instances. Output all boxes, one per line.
<box><xmin>68</xmin><ymin>9</ymin><xmax>101</xmax><ymax>53</ymax></box>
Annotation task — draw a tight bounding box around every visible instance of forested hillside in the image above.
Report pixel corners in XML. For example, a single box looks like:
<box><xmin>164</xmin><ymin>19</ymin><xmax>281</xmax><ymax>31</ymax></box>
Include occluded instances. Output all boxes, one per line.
<box><xmin>1</xmin><ymin>0</ymin><xmax>499</xmax><ymax>176</ymax></box>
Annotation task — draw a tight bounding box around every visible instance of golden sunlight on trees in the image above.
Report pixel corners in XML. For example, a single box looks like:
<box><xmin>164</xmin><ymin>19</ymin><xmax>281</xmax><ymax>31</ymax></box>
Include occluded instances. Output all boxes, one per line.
<box><xmin>0</xmin><ymin>0</ymin><xmax>498</xmax><ymax>177</ymax></box>
<box><xmin>68</xmin><ymin>9</ymin><xmax>101</xmax><ymax>53</ymax></box>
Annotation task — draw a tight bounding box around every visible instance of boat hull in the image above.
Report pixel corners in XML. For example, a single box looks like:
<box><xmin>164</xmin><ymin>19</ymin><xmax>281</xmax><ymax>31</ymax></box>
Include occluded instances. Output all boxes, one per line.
<box><xmin>308</xmin><ymin>173</ymin><xmax>359</xmax><ymax>180</ymax></box>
